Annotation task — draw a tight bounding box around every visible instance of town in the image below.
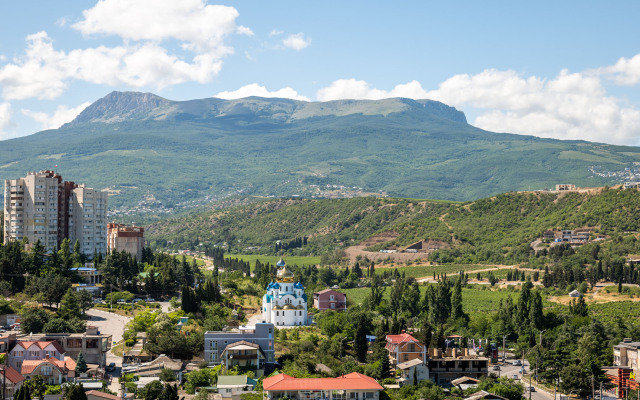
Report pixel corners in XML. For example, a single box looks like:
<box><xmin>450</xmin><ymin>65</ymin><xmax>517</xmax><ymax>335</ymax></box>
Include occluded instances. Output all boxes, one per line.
<box><xmin>2</xmin><ymin>170</ymin><xmax>640</xmax><ymax>400</ymax></box>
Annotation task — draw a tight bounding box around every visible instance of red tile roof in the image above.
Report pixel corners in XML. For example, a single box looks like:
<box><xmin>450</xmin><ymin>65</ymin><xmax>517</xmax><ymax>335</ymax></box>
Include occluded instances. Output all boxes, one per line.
<box><xmin>263</xmin><ymin>372</ymin><xmax>383</xmax><ymax>391</ymax></box>
<box><xmin>86</xmin><ymin>390</ymin><xmax>122</xmax><ymax>400</ymax></box>
<box><xmin>14</xmin><ymin>340</ymin><xmax>65</xmax><ymax>354</ymax></box>
<box><xmin>20</xmin><ymin>356</ymin><xmax>74</xmax><ymax>375</ymax></box>
<box><xmin>1</xmin><ymin>366</ymin><xmax>25</xmax><ymax>384</ymax></box>
<box><xmin>386</xmin><ymin>333</ymin><xmax>421</xmax><ymax>345</ymax></box>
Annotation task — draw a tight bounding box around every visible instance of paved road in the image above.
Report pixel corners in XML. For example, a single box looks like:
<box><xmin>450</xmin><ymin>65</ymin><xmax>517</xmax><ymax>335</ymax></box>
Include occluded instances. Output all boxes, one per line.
<box><xmin>497</xmin><ymin>358</ymin><xmax>554</xmax><ymax>400</ymax></box>
<box><xmin>86</xmin><ymin>308</ymin><xmax>131</xmax><ymax>343</ymax></box>
<box><xmin>86</xmin><ymin>308</ymin><xmax>132</xmax><ymax>395</ymax></box>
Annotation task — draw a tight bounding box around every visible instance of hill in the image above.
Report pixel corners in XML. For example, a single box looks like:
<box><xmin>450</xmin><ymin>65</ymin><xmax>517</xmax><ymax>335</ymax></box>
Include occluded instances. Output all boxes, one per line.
<box><xmin>1</xmin><ymin>91</ymin><xmax>639</xmax><ymax>209</ymax></box>
<box><xmin>148</xmin><ymin>186</ymin><xmax>640</xmax><ymax>266</ymax></box>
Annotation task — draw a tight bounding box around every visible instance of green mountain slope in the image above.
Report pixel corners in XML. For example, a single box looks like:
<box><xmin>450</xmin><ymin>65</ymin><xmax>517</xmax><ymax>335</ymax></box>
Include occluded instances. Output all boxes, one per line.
<box><xmin>148</xmin><ymin>187</ymin><xmax>640</xmax><ymax>265</ymax></box>
<box><xmin>1</xmin><ymin>91</ymin><xmax>639</xmax><ymax>209</ymax></box>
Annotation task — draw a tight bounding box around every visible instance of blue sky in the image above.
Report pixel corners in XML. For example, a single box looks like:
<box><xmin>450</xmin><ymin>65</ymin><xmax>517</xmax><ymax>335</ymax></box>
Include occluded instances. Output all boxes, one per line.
<box><xmin>1</xmin><ymin>1</ymin><xmax>640</xmax><ymax>145</ymax></box>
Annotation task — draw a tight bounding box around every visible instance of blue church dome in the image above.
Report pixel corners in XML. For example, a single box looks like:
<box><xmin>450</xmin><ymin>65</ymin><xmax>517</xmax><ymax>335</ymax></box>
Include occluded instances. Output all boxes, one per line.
<box><xmin>294</xmin><ymin>282</ymin><xmax>304</xmax><ymax>289</ymax></box>
<box><xmin>276</xmin><ymin>259</ymin><xmax>286</xmax><ymax>267</ymax></box>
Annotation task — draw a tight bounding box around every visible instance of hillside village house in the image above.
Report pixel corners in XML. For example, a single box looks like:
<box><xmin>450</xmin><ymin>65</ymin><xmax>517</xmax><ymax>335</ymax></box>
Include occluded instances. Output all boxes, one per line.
<box><xmin>263</xmin><ymin>372</ymin><xmax>383</xmax><ymax>400</ymax></box>
<box><xmin>614</xmin><ymin>338</ymin><xmax>640</xmax><ymax>374</ymax></box>
<box><xmin>385</xmin><ymin>332</ymin><xmax>427</xmax><ymax>367</ymax></box>
<box><xmin>204</xmin><ymin>322</ymin><xmax>275</xmax><ymax>375</ymax></box>
<box><xmin>0</xmin><ymin>366</ymin><xmax>25</xmax><ymax>400</ymax></box>
<box><xmin>427</xmin><ymin>348</ymin><xmax>489</xmax><ymax>385</ymax></box>
<box><xmin>313</xmin><ymin>289</ymin><xmax>347</xmax><ymax>311</ymax></box>
<box><xmin>8</xmin><ymin>340</ymin><xmax>66</xmax><ymax>371</ymax></box>
<box><xmin>397</xmin><ymin>358</ymin><xmax>429</xmax><ymax>386</ymax></box>
<box><xmin>20</xmin><ymin>356</ymin><xmax>77</xmax><ymax>384</ymax></box>
<box><xmin>215</xmin><ymin>375</ymin><xmax>257</xmax><ymax>399</ymax></box>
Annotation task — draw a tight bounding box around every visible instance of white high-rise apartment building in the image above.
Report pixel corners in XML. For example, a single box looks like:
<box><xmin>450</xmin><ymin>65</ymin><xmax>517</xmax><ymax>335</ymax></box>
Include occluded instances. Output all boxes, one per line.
<box><xmin>3</xmin><ymin>171</ymin><xmax>107</xmax><ymax>256</ymax></box>
<box><xmin>68</xmin><ymin>185</ymin><xmax>108</xmax><ymax>256</ymax></box>
<box><xmin>3</xmin><ymin>171</ymin><xmax>62</xmax><ymax>253</ymax></box>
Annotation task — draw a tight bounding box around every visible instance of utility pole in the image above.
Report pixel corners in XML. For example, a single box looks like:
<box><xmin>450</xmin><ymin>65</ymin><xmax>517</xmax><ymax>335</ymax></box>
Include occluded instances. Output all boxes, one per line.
<box><xmin>503</xmin><ymin>335</ymin><xmax>507</xmax><ymax>363</ymax></box>
<box><xmin>592</xmin><ymin>375</ymin><xmax>595</xmax><ymax>400</ymax></box>
<box><xmin>600</xmin><ymin>381</ymin><xmax>603</xmax><ymax>400</ymax></box>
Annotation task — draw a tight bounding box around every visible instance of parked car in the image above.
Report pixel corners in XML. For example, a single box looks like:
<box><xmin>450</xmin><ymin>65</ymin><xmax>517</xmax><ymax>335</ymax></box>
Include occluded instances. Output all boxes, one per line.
<box><xmin>492</xmin><ymin>365</ymin><xmax>500</xmax><ymax>371</ymax></box>
<box><xmin>106</xmin><ymin>362</ymin><xmax>116</xmax><ymax>372</ymax></box>
<box><xmin>512</xmin><ymin>374</ymin><xmax>519</xmax><ymax>380</ymax></box>
<box><xmin>529</xmin><ymin>387</ymin><xmax>536</xmax><ymax>392</ymax></box>
<box><xmin>513</xmin><ymin>360</ymin><xmax>522</xmax><ymax>366</ymax></box>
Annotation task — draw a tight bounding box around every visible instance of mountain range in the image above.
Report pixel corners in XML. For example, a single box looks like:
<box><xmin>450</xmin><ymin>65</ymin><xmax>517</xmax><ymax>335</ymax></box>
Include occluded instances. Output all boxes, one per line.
<box><xmin>1</xmin><ymin>91</ymin><xmax>638</xmax><ymax>209</ymax></box>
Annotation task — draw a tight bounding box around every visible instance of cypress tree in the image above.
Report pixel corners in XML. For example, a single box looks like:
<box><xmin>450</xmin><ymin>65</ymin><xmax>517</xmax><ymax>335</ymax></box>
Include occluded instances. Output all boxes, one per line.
<box><xmin>75</xmin><ymin>353</ymin><xmax>88</xmax><ymax>374</ymax></box>
<box><xmin>451</xmin><ymin>277</ymin><xmax>464</xmax><ymax>320</ymax></box>
<box><xmin>354</xmin><ymin>314</ymin><xmax>368</xmax><ymax>363</ymax></box>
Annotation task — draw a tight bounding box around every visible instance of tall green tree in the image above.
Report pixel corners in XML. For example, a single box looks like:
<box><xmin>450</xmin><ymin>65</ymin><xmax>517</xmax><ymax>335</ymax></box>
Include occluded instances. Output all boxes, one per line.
<box><xmin>450</xmin><ymin>277</ymin><xmax>464</xmax><ymax>320</ymax></box>
<box><xmin>58</xmin><ymin>289</ymin><xmax>82</xmax><ymax>319</ymax></box>
<box><xmin>75</xmin><ymin>353</ymin><xmax>88</xmax><ymax>374</ymax></box>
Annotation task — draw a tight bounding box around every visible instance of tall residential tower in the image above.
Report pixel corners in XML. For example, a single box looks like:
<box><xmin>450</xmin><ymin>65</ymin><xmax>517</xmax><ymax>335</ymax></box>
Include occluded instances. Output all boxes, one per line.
<box><xmin>3</xmin><ymin>171</ymin><xmax>107</xmax><ymax>256</ymax></box>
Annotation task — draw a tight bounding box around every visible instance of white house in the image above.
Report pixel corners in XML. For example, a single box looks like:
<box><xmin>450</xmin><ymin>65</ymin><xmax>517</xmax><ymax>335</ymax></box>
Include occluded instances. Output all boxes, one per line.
<box><xmin>262</xmin><ymin>259</ymin><xmax>308</xmax><ymax>327</ymax></box>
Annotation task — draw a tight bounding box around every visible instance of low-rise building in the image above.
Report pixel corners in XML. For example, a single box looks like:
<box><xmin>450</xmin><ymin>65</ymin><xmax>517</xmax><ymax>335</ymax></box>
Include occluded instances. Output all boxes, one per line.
<box><xmin>614</xmin><ymin>338</ymin><xmax>640</xmax><ymax>375</ymax></box>
<box><xmin>263</xmin><ymin>372</ymin><xmax>383</xmax><ymax>400</ymax></box>
<box><xmin>9</xmin><ymin>340</ymin><xmax>66</xmax><ymax>371</ymax></box>
<box><xmin>107</xmin><ymin>223</ymin><xmax>145</xmax><ymax>261</ymax></box>
<box><xmin>397</xmin><ymin>358</ymin><xmax>429</xmax><ymax>386</ymax></box>
<box><xmin>0</xmin><ymin>366</ymin><xmax>25</xmax><ymax>400</ymax></box>
<box><xmin>385</xmin><ymin>332</ymin><xmax>427</xmax><ymax>367</ymax></box>
<box><xmin>464</xmin><ymin>390</ymin><xmax>509</xmax><ymax>400</ymax></box>
<box><xmin>204</xmin><ymin>323</ymin><xmax>275</xmax><ymax>374</ymax></box>
<box><xmin>21</xmin><ymin>356</ymin><xmax>76</xmax><ymax>385</ymax></box>
<box><xmin>427</xmin><ymin>348</ymin><xmax>488</xmax><ymax>385</ymax></box>
<box><xmin>313</xmin><ymin>289</ymin><xmax>347</xmax><ymax>312</ymax></box>
<box><xmin>41</xmin><ymin>326</ymin><xmax>112</xmax><ymax>367</ymax></box>
<box><xmin>216</xmin><ymin>375</ymin><xmax>257</xmax><ymax>400</ymax></box>
<box><xmin>451</xmin><ymin>376</ymin><xmax>480</xmax><ymax>390</ymax></box>
<box><xmin>14</xmin><ymin>326</ymin><xmax>112</xmax><ymax>368</ymax></box>
<box><xmin>86</xmin><ymin>390</ymin><xmax>122</xmax><ymax>400</ymax></box>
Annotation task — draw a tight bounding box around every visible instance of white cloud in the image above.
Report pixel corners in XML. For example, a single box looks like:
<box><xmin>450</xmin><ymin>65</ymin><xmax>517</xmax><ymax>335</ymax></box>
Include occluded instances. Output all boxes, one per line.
<box><xmin>215</xmin><ymin>83</ymin><xmax>310</xmax><ymax>101</ymax></box>
<box><xmin>0</xmin><ymin>102</ymin><xmax>12</xmax><ymax>139</ymax></box>
<box><xmin>72</xmin><ymin>0</ymin><xmax>239</xmax><ymax>54</ymax></box>
<box><xmin>21</xmin><ymin>101</ymin><xmax>91</xmax><ymax>130</ymax></box>
<box><xmin>0</xmin><ymin>1</ymin><xmax>248</xmax><ymax>101</ymax></box>
<box><xmin>316</xmin><ymin>68</ymin><xmax>640</xmax><ymax>145</ymax></box>
<box><xmin>236</xmin><ymin>25</ymin><xmax>254</xmax><ymax>36</ymax></box>
<box><xmin>269</xmin><ymin>29</ymin><xmax>284</xmax><ymax>37</ymax></box>
<box><xmin>0</xmin><ymin>32</ymin><xmax>224</xmax><ymax>100</ymax></box>
<box><xmin>316</xmin><ymin>79</ymin><xmax>428</xmax><ymax>101</ymax></box>
<box><xmin>597</xmin><ymin>54</ymin><xmax>640</xmax><ymax>86</ymax></box>
<box><xmin>426</xmin><ymin>68</ymin><xmax>640</xmax><ymax>145</ymax></box>
<box><xmin>282</xmin><ymin>33</ymin><xmax>311</xmax><ymax>51</ymax></box>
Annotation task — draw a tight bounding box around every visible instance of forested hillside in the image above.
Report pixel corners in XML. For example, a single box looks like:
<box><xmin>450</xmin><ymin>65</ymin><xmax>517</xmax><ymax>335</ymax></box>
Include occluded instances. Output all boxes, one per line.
<box><xmin>149</xmin><ymin>187</ymin><xmax>640</xmax><ymax>268</ymax></box>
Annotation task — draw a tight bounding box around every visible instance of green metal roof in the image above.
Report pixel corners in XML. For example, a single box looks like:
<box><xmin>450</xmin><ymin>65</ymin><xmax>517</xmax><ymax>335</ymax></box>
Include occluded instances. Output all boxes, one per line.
<box><xmin>216</xmin><ymin>375</ymin><xmax>256</xmax><ymax>386</ymax></box>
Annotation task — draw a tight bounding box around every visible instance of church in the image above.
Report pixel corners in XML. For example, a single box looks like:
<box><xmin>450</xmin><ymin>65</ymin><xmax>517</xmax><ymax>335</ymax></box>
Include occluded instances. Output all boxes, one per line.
<box><xmin>262</xmin><ymin>259</ymin><xmax>308</xmax><ymax>326</ymax></box>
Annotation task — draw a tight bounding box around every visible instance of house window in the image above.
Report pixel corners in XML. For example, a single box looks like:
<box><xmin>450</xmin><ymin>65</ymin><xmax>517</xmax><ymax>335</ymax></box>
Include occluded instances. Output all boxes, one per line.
<box><xmin>409</xmin><ymin>343</ymin><xmax>415</xmax><ymax>352</ymax></box>
<box><xmin>404</xmin><ymin>354</ymin><xmax>409</xmax><ymax>361</ymax></box>
<box><xmin>330</xmin><ymin>295</ymin><xmax>335</xmax><ymax>301</ymax></box>
<box><xmin>210</xmin><ymin>353</ymin><xmax>218</xmax><ymax>362</ymax></box>
<box><xmin>331</xmin><ymin>303</ymin><xmax>335</xmax><ymax>309</ymax></box>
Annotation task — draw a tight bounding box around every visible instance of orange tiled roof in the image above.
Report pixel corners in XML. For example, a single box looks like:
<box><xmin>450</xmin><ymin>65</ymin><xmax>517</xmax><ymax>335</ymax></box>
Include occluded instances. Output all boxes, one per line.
<box><xmin>20</xmin><ymin>356</ymin><xmax>73</xmax><ymax>375</ymax></box>
<box><xmin>14</xmin><ymin>340</ymin><xmax>65</xmax><ymax>354</ymax></box>
<box><xmin>86</xmin><ymin>390</ymin><xmax>122</xmax><ymax>399</ymax></box>
<box><xmin>1</xmin><ymin>366</ymin><xmax>25</xmax><ymax>384</ymax></box>
<box><xmin>386</xmin><ymin>332</ymin><xmax>421</xmax><ymax>345</ymax></box>
<box><xmin>263</xmin><ymin>372</ymin><xmax>383</xmax><ymax>391</ymax></box>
